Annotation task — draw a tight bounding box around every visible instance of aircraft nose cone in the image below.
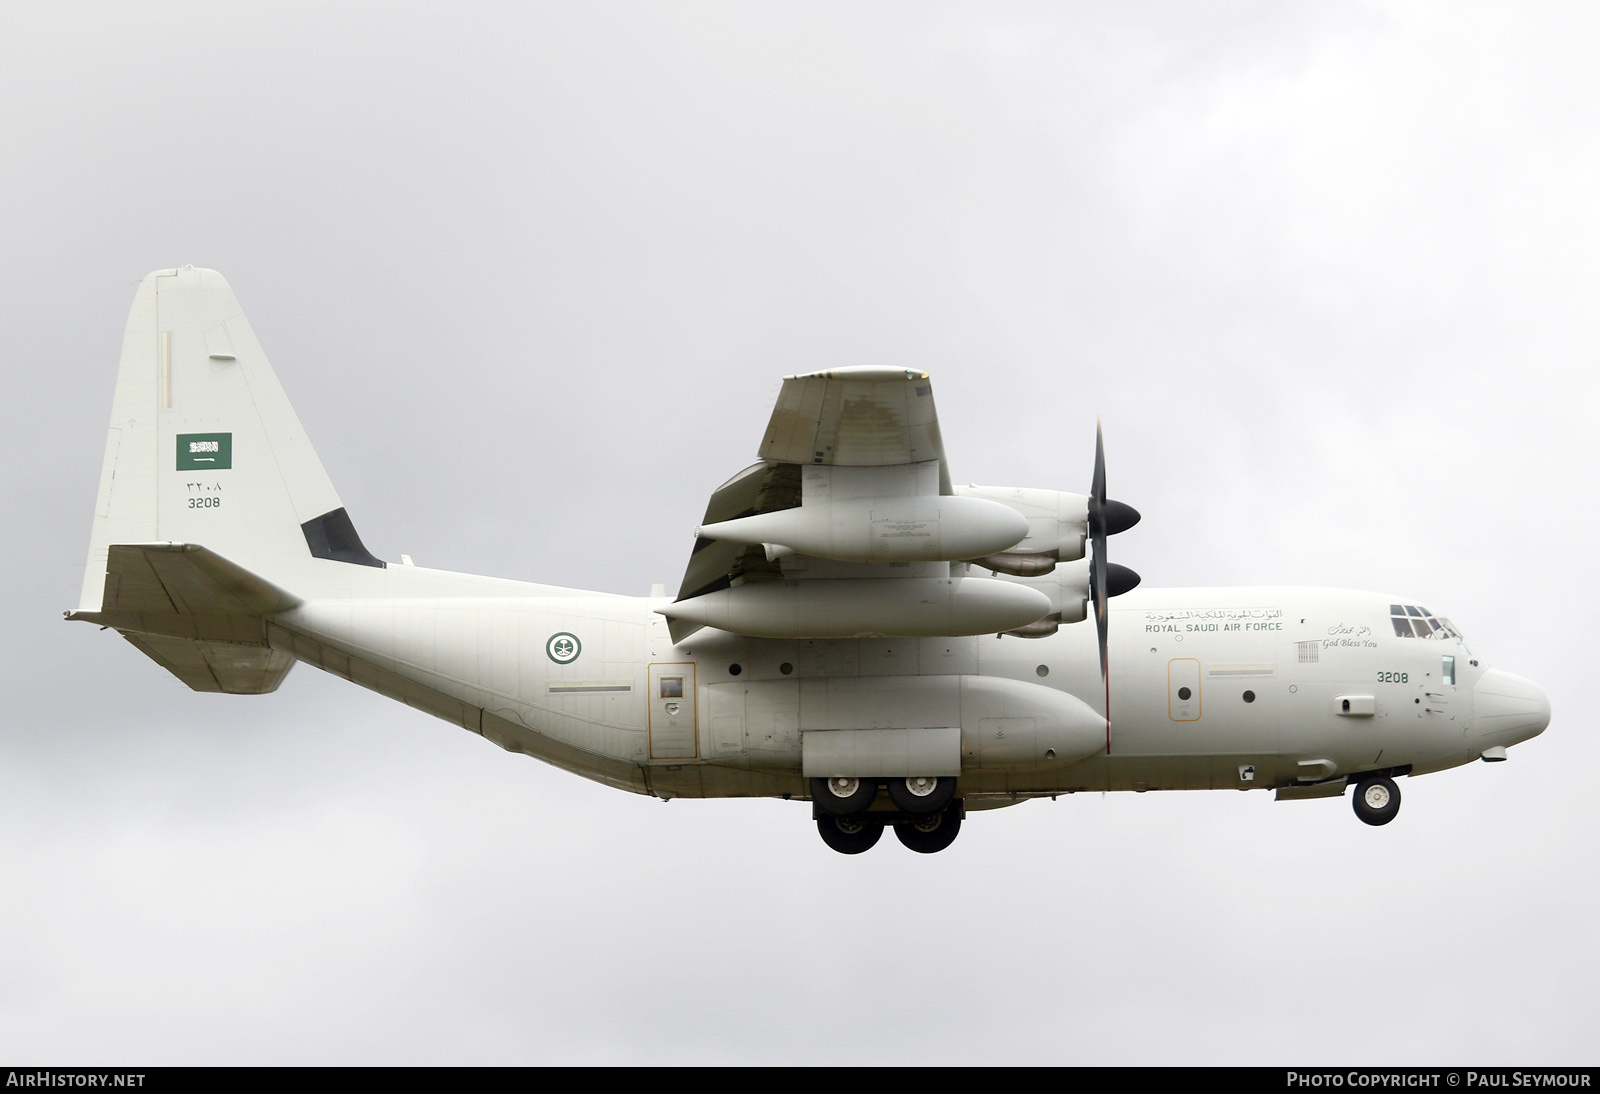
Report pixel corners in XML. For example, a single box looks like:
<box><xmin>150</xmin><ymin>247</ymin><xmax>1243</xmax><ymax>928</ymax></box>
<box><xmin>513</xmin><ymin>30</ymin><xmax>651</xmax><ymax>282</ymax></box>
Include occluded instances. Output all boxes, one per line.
<box><xmin>1474</xmin><ymin>668</ymin><xmax>1551</xmax><ymax>746</ymax></box>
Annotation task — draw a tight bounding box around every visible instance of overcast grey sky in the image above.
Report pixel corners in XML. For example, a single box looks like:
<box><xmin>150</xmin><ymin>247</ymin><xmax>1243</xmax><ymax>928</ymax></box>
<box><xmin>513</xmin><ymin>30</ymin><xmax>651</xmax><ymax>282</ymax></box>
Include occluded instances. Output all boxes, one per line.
<box><xmin>2</xmin><ymin>1</ymin><xmax>1595</xmax><ymax>1065</ymax></box>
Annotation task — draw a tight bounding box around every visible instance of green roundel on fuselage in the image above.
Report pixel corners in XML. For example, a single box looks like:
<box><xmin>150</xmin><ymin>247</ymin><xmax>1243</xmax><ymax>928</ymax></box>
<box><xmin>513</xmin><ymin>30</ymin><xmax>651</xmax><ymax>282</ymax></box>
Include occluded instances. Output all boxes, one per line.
<box><xmin>546</xmin><ymin>632</ymin><xmax>581</xmax><ymax>664</ymax></box>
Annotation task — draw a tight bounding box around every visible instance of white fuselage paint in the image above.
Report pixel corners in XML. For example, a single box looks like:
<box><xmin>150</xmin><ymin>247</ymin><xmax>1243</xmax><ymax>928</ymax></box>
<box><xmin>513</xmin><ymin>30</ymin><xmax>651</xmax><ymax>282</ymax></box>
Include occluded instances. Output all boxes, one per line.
<box><xmin>264</xmin><ymin>569</ymin><xmax>1541</xmax><ymax>803</ymax></box>
<box><xmin>81</xmin><ymin>272</ymin><xmax>1548</xmax><ymax>822</ymax></box>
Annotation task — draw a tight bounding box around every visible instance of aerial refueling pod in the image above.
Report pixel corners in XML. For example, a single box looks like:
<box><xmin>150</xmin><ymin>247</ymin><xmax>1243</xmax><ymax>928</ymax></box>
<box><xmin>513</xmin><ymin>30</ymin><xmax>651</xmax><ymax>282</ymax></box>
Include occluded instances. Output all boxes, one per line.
<box><xmin>657</xmin><ymin>576</ymin><xmax>1052</xmax><ymax>639</ymax></box>
<box><xmin>697</xmin><ymin>494</ymin><xmax>1028</xmax><ymax>564</ymax></box>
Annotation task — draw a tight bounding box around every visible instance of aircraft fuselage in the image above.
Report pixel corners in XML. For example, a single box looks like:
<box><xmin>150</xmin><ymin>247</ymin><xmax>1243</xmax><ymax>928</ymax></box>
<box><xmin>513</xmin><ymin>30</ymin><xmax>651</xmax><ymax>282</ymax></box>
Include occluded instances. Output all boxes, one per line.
<box><xmin>72</xmin><ymin>269</ymin><xmax>1550</xmax><ymax>853</ymax></box>
<box><xmin>265</xmin><ymin>573</ymin><xmax>1546</xmax><ymax>805</ymax></box>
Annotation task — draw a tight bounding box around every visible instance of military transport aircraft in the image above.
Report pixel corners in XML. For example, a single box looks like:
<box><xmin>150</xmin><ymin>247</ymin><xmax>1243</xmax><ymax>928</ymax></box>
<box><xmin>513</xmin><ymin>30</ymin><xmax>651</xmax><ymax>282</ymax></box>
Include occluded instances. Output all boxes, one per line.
<box><xmin>68</xmin><ymin>268</ymin><xmax>1551</xmax><ymax>853</ymax></box>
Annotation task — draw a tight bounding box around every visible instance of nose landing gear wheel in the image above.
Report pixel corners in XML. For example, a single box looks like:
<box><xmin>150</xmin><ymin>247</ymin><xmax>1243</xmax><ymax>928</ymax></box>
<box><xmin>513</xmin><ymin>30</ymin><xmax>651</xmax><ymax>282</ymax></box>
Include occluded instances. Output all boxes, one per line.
<box><xmin>817</xmin><ymin>814</ymin><xmax>884</xmax><ymax>854</ymax></box>
<box><xmin>887</xmin><ymin>775</ymin><xmax>957</xmax><ymax>814</ymax></box>
<box><xmin>1352</xmin><ymin>775</ymin><xmax>1401</xmax><ymax>826</ymax></box>
<box><xmin>893</xmin><ymin>806</ymin><xmax>963</xmax><ymax>854</ymax></box>
<box><xmin>810</xmin><ymin>776</ymin><xmax>878</xmax><ymax>815</ymax></box>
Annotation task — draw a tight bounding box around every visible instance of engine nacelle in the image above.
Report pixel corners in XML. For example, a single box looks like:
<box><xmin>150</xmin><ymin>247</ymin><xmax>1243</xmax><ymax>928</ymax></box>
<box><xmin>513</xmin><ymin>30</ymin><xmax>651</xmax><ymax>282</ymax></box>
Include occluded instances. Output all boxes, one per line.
<box><xmin>990</xmin><ymin>559</ymin><xmax>1091</xmax><ymax>634</ymax></box>
<box><xmin>953</xmin><ymin>485</ymin><xmax>1089</xmax><ymax>573</ymax></box>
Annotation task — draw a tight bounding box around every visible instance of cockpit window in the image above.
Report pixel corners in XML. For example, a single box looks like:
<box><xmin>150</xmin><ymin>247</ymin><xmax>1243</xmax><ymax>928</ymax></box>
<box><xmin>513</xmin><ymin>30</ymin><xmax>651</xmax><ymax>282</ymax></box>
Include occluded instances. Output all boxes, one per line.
<box><xmin>1390</xmin><ymin>604</ymin><xmax>1462</xmax><ymax>641</ymax></box>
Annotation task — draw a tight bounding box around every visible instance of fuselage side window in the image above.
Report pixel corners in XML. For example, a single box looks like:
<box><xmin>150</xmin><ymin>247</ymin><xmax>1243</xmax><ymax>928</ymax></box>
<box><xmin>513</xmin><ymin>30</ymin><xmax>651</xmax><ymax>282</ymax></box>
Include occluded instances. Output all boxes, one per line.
<box><xmin>1442</xmin><ymin>655</ymin><xmax>1456</xmax><ymax>685</ymax></box>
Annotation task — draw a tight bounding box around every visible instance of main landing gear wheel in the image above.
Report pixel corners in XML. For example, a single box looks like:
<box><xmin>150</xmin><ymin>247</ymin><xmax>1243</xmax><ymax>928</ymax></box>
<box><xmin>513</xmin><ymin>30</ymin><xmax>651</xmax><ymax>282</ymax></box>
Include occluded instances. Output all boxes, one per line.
<box><xmin>810</xmin><ymin>776</ymin><xmax>878</xmax><ymax>816</ymax></box>
<box><xmin>1352</xmin><ymin>775</ymin><xmax>1401</xmax><ymax>826</ymax></box>
<box><xmin>817</xmin><ymin>814</ymin><xmax>883</xmax><ymax>855</ymax></box>
<box><xmin>887</xmin><ymin>775</ymin><xmax>957</xmax><ymax>814</ymax></box>
<box><xmin>893</xmin><ymin>806</ymin><xmax>963</xmax><ymax>854</ymax></box>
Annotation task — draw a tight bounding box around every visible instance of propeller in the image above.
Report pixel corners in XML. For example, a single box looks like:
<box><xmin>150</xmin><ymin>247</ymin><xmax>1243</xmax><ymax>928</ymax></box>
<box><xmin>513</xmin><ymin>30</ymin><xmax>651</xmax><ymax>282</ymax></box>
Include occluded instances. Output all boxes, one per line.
<box><xmin>1088</xmin><ymin>422</ymin><xmax>1141</xmax><ymax>681</ymax></box>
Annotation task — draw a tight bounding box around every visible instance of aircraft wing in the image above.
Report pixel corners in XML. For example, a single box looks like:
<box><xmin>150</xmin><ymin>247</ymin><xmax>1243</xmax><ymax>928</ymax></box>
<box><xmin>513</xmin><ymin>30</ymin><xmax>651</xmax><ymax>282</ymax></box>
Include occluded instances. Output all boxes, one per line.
<box><xmin>664</xmin><ymin>368</ymin><xmax>1057</xmax><ymax>642</ymax></box>
<box><xmin>675</xmin><ymin>367</ymin><xmax>944</xmax><ymax>598</ymax></box>
<box><xmin>757</xmin><ymin>367</ymin><xmax>951</xmax><ymax>492</ymax></box>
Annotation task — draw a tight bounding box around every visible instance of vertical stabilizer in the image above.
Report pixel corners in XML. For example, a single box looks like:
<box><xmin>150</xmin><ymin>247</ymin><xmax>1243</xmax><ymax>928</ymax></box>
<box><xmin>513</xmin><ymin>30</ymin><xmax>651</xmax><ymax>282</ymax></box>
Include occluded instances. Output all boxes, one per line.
<box><xmin>79</xmin><ymin>267</ymin><xmax>378</xmax><ymax>613</ymax></box>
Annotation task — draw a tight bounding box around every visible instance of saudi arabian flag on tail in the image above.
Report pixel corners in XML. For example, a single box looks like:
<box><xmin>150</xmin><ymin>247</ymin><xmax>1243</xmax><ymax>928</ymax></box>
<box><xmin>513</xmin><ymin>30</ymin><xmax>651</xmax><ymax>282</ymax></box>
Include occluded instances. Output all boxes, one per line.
<box><xmin>177</xmin><ymin>433</ymin><xmax>232</xmax><ymax>470</ymax></box>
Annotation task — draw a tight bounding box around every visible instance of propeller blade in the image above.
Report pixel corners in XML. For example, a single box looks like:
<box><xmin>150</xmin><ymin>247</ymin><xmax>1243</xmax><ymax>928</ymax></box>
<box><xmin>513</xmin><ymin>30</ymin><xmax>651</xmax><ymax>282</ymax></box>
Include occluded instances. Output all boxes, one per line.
<box><xmin>1087</xmin><ymin>424</ymin><xmax>1140</xmax><ymax>680</ymax></box>
<box><xmin>1094</xmin><ymin>547</ymin><xmax>1109</xmax><ymax>680</ymax></box>
<box><xmin>1091</xmin><ymin>421</ymin><xmax>1106</xmax><ymax>517</ymax></box>
<box><xmin>1090</xmin><ymin>423</ymin><xmax>1110</xmax><ymax>680</ymax></box>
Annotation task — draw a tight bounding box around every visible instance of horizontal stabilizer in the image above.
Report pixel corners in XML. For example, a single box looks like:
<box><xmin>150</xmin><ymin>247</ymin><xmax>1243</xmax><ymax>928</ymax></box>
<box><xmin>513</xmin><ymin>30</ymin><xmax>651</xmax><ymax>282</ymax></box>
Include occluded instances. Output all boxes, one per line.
<box><xmin>67</xmin><ymin>542</ymin><xmax>301</xmax><ymax>693</ymax></box>
<box><xmin>121</xmin><ymin>633</ymin><xmax>296</xmax><ymax>694</ymax></box>
<box><xmin>95</xmin><ymin>542</ymin><xmax>300</xmax><ymax>617</ymax></box>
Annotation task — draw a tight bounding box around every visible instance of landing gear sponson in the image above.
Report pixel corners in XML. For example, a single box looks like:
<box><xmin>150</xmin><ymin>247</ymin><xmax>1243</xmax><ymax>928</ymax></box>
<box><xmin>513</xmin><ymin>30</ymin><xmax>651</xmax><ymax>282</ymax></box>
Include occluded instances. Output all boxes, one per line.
<box><xmin>810</xmin><ymin>777</ymin><xmax>965</xmax><ymax>854</ymax></box>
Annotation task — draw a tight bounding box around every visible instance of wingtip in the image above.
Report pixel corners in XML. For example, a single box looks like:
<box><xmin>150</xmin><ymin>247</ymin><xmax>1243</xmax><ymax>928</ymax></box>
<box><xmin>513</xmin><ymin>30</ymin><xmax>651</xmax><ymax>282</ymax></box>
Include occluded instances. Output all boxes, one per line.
<box><xmin>783</xmin><ymin>366</ymin><xmax>930</xmax><ymax>382</ymax></box>
<box><xmin>139</xmin><ymin>266</ymin><xmax>233</xmax><ymax>288</ymax></box>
